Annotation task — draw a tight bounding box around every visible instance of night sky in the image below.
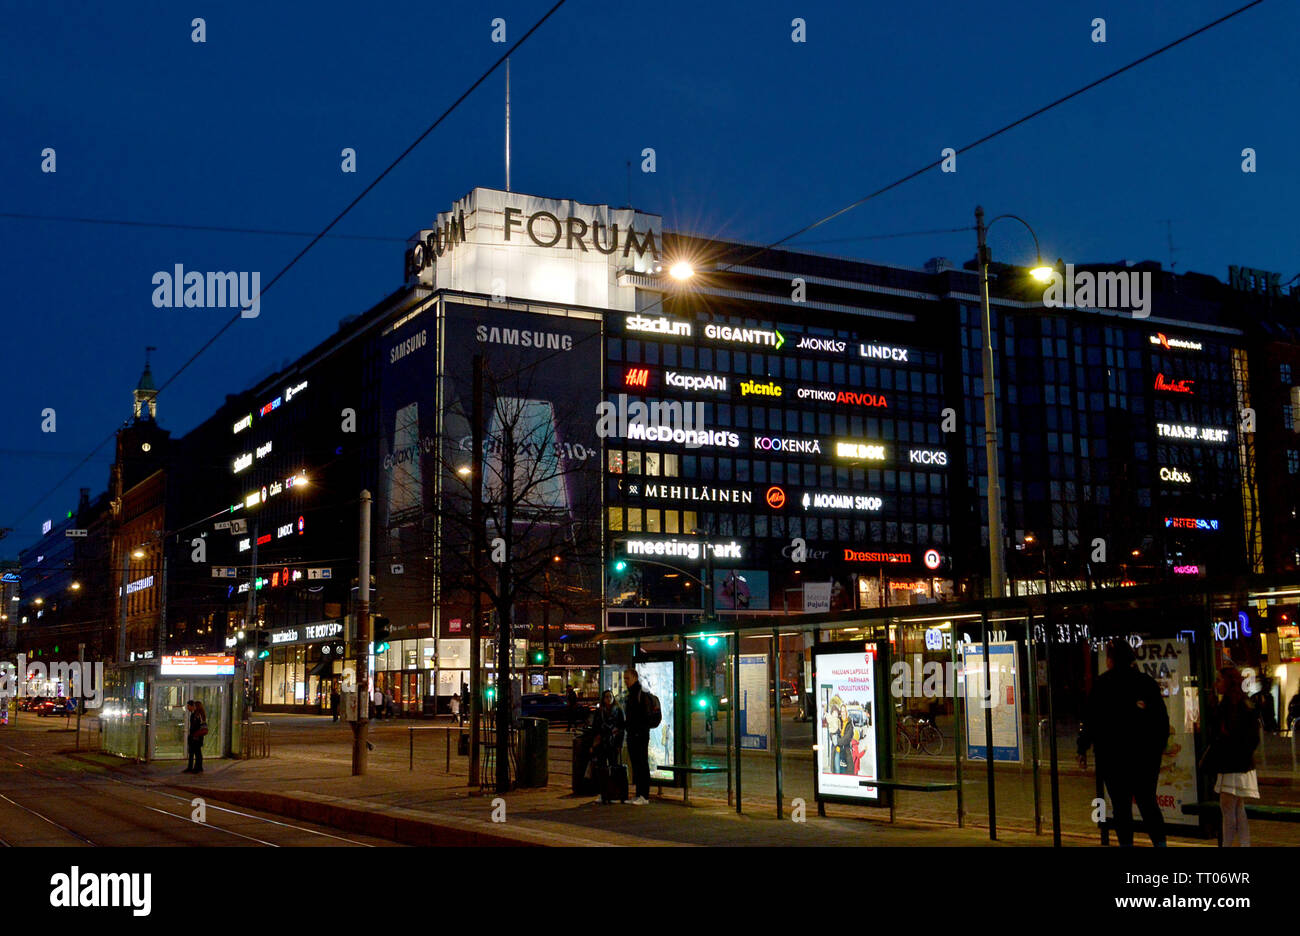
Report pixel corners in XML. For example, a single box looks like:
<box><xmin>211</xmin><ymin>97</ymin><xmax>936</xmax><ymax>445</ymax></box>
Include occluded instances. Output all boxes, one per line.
<box><xmin>2</xmin><ymin>0</ymin><xmax>1295</xmax><ymax>548</ymax></box>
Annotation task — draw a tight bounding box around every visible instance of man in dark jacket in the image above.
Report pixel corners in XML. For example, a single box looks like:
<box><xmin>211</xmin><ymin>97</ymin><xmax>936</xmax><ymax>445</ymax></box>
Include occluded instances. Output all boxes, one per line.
<box><xmin>1077</xmin><ymin>639</ymin><xmax>1170</xmax><ymax>846</ymax></box>
<box><xmin>623</xmin><ymin>666</ymin><xmax>651</xmax><ymax>805</ymax></box>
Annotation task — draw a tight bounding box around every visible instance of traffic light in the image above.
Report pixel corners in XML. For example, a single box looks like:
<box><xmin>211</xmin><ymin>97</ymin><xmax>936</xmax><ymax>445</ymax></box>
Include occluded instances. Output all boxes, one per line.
<box><xmin>373</xmin><ymin>616</ymin><xmax>391</xmax><ymax>654</ymax></box>
<box><xmin>530</xmin><ymin>649</ymin><xmax>546</xmax><ymax>665</ymax></box>
<box><xmin>704</xmin><ymin>636</ymin><xmax>721</xmax><ymax>648</ymax></box>
<box><xmin>255</xmin><ymin>631</ymin><xmax>270</xmax><ymax>659</ymax></box>
<box><xmin>613</xmin><ymin>559</ymin><xmax>628</xmax><ymax>572</ymax></box>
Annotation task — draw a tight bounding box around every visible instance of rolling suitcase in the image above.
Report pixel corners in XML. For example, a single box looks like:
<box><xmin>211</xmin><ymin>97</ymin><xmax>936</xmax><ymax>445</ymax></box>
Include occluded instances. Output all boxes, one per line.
<box><xmin>595</xmin><ymin>759</ymin><xmax>626</xmax><ymax>806</ymax></box>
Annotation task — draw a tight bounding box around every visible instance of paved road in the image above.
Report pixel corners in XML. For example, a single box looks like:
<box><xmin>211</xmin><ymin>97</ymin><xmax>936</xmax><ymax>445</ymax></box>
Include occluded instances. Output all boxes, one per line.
<box><xmin>0</xmin><ymin>713</ymin><xmax>397</xmax><ymax>847</ymax></box>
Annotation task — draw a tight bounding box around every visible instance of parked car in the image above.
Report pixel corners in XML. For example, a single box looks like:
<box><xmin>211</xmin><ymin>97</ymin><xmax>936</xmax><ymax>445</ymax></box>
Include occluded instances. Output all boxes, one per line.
<box><xmin>520</xmin><ymin>693</ymin><xmax>591</xmax><ymax>724</ymax></box>
<box><xmin>34</xmin><ymin>699</ymin><xmax>73</xmax><ymax>717</ymax></box>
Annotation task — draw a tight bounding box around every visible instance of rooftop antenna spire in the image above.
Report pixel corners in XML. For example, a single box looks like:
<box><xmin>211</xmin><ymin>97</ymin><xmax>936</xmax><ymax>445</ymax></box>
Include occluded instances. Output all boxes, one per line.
<box><xmin>505</xmin><ymin>58</ymin><xmax>511</xmax><ymax>193</ymax></box>
<box><xmin>1161</xmin><ymin>219</ymin><xmax>1180</xmax><ymax>273</ymax></box>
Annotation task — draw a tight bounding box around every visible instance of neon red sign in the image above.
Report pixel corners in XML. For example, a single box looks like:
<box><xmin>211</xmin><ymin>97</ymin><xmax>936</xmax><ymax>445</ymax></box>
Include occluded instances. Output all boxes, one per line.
<box><xmin>624</xmin><ymin>368</ymin><xmax>649</xmax><ymax>388</ymax></box>
<box><xmin>1154</xmin><ymin>373</ymin><xmax>1195</xmax><ymax>394</ymax></box>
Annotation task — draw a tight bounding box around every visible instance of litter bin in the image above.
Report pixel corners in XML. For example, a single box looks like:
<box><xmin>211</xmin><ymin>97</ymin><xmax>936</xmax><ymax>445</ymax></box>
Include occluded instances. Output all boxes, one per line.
<box><xmin>517</xmin><ymin>716</ymin><xmax>549</xmax><ymax>788</ymax></box>
<box><xmin>573</xmin><ymin>726</ymin><xmax>597</xmax><ymax>794</ymax></box>
<box><xmin>458</xmin><ymin>731</ymin><xmax>469</xmax><ymax>756</ymax></box>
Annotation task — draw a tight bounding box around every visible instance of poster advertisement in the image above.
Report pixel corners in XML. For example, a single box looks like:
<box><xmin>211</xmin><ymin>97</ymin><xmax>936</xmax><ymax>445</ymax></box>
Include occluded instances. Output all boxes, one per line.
<box><xmin>814</xmin><ymin>646</ymin><xmax>881</xmax><ymax>802</ymax></box>
<box><xmin>739</xmin><ymin>654</ymin><xmax>769</xmax><ymax>750</ymax></box>
<box><xmin>712</xmin><ymin>570</ymin><xmax>770</xmax><ymax>610</ymax></box>
<box><xmin>1098</xmin><ymin>636</ymin><xmax>1199</xmax><ymax>828</ymax></box>
<box><xmin>604</xmin><ymin>660</ymin><xmax>676</xmax><ymax>782</ymax></box>
<box><xmin>960</xmin><ymin>641</ymin><xmax>1023</xmax><ymax>763</ymax></box>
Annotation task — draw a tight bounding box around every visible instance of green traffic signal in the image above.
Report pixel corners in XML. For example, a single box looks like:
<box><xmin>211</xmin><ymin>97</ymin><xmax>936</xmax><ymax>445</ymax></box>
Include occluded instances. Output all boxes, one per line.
<box><xmin>704</xmin><ymin>636</ymin><xmax>720</xmax><ymax>648</ymax></box>
<box><xmin>613</xmin><ymin>560</ymin><xmax>628</xmax><ymax>572</ymax></box>
<box><xmin>696</xmin><ymin>696</ymin><xmax>709</xmax><ymax>710</ymax></box>
<box><xmin>258</xmin><ymin>649</ymin><xmax>270</xmax><ymax>659</ymax></box>
<box><xmin>530</xmin><ymin>650</ymin><xmax>545</xmax><ymax>665</ymax></box>
<box><xmin>374</xmin><ymin>642</ymin><xmax>391</xmax><ymax>654</ymax></box>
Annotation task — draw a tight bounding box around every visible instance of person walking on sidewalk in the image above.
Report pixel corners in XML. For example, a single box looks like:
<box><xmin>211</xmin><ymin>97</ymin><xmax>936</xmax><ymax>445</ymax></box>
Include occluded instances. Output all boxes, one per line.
<box><xmin>1077</xmin><ymin>639</ymin><xmax>1169</xmax><ymax>847</ymax></box>
<box><xmin>371</xmin><ymin>686</ymin><xmax>383</xmax><ymax>720</ymax></box>
<box><xmin>566</xmin><ymin>685</ymin><xmax>579</xmax><ymax>732</ymax></box>
<box><xmin>330</xmin><ymin>687</ymin><xmax>340</xmax><ymax>723</ymax></box>
<box><xmin>450</xmin><ymin>692</ymin><xmax>461</xmax><ymax>725</ymax></box>
<box><xmin>622</xmin><ymin>666</ymin><xmax>651</xmax><ymax>805</ymax></box>
<box><xmin>183</xmin><ymin>700</ymin><xmax>208</xmax><ymax>774</ymax></box>
<box><xmin>1205</xmin><ymin>665</ymin><xmax>1261</xmax><ymax>847</ymax></box>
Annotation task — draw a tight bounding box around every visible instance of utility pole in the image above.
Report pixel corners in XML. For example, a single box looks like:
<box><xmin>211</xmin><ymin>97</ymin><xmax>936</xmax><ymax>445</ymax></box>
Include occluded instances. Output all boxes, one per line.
<box><xmin>496</xmin><ymin>420</ymin><xmax>515</xmax><ymax>794</ymax></box>
<box><xmin>116</xmin><ymin>545</ymin><xmax>130</xmax><ymax>664</ymax></box>
<box><xmin>351</xmin><ymin>491</ymin><xmax>372</xmax><ymax>775</ymax></box>
<box><xmin>469</xmin><ymin>355</ymin><xmax>484</xmax><ymax>786</ymax></box>
<box><xmin>976</xmin><ymin>206</ymin><xmax>1007</xmax><ymax>599</ymax></box>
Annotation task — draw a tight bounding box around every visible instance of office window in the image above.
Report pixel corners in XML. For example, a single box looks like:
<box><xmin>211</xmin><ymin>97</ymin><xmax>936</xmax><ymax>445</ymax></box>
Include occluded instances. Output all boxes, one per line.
<box><xmin>1288</xmin><ymin>450</ymin><xmax>1299</xmax><ymax>475</ymax></box>
<box><xmin>1282</xmin><ymin>363</ymin><xmax>1292</xmax><ymax>385</ymax></box>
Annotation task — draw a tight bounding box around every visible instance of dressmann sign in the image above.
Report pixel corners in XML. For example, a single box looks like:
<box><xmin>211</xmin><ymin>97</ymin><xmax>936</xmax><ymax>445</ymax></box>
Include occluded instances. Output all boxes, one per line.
<box><xmin>403</xmin><ymin>188</ymin><xmax>662</xmax><ymax>313</ymax></box>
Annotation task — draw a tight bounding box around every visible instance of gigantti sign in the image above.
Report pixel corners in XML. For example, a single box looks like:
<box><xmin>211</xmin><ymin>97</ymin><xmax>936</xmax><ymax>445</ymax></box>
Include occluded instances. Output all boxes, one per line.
<box><xmin>403</xmin><ymin>188</ymin><xmax>662</xmax><ymax>312</ymax></box>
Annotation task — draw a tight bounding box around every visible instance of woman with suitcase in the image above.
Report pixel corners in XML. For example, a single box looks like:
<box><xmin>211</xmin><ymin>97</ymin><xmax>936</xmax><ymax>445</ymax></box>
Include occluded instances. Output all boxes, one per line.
<box><xmin>591</xmin><ymin>690</ymin><xmax>627</xmax><ymax>804</ymax></box>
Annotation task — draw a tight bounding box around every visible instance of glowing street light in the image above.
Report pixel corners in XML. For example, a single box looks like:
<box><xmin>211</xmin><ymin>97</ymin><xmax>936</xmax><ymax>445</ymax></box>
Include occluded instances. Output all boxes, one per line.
<box><xmin>668</xmin><ymin>261</ymin><xmax>695</xmax><ymax>281</ymax></box>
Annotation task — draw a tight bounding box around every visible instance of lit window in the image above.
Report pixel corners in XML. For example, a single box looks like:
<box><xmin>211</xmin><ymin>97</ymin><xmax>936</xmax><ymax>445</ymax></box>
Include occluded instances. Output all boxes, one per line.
<box><xmin>1288</xmin><ymin>451</ymin><xmax>1299</xmax><ymax>476</ymax></box>
<box><xmin>1282</xmin><ymin>363</ymin><xmax>1292</xmax><ymax>385</ymax></box>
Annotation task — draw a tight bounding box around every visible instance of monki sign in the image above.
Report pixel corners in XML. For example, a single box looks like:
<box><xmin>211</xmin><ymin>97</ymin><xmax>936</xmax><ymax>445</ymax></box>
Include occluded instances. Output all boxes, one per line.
<box><xmin>404</xmin><ymin>205</ymin><xmax>660</xmax><ymax>280</ymax></box>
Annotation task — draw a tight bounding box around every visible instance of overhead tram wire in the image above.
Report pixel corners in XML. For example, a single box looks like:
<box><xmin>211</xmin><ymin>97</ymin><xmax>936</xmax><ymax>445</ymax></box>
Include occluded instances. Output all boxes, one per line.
<box><xmin>3</xmin><ymin>0</ymin><xmax>568</xmax><ymax>532</ymax></box>
<box><xmin>0</xmin><ymin>212</ymin><xmax>407</xmax><ymax>243</ymax></box>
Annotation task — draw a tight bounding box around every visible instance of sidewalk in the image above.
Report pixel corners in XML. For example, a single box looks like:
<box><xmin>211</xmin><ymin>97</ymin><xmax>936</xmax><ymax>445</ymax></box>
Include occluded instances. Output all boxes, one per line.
<box><xmin>68</xmin><ymin>717</ymin><xmax>1068</xmax><ymax>847</ymax></box>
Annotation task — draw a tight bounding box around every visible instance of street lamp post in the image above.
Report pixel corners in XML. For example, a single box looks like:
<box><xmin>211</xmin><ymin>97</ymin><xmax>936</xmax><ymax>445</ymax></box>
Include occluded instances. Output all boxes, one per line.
<box><xmin>974</xmin><ymin>206</ymin><xmax>1054</xmax><ymax>600</ymax></box>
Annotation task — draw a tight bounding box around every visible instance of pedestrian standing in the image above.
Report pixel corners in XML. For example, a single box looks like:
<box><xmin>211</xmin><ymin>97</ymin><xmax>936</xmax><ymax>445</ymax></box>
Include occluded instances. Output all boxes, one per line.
<box><xmin>622</xmin><ymin>666</ymin><xmax>651</xmax><ymax>805</ymax></box>
<box><xmin>592</xmin><ymin>689</ymin><xmax>626</xmax><ymax>804</ymax></box>
<box><xmin>330</xmin><ymin>686</ymin><xmax>341</xmax><ymax>723</ymax></box>
<box><xmin>1077</xmin><ymin>639</ymin><xmax>1169</xmax><ymax>847</ymax></box>
<box><xmin>566</xmin><ymin>685</ymin><xmax>579</xmax><ymax>732</ymax></box>
<box><xmin>183</xmin><ymin>700</ymin><xmax>208</xmax><ymax>774</ymax></box>
<box><xmin>1206</xmin><ymin>665</ymin><xmax>1261</xmax><ymax>847</ymax></box>
<box><xmin>371</xmin><ymin>686</ymin><xmax>383</xmax><ymax>720</ymax></box>
<box><xmin>451</xmin><ymin>692</ymin><xmax>461</xmax><ymax>725</ymax></box>
<box><xmin>384</xmin><ymin>688</ymin><xmax>395</xmax><ymax>719</ymax></box>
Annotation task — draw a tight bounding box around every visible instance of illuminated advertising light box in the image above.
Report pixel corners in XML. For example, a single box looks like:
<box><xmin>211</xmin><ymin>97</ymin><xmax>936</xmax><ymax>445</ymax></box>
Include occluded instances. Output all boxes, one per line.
<box><xmin>795</xmin><ymin>336</ymin><xmax>846</xmax><ymax>354</ymax></box>
<box><xmin>835</xmin><ymin>441</ymin><xmax>886</xmax><ymax>461</ymax></box>
<box><xmin>800</xmin><ymin>490</ymin><xmax>883</xmax><ymax>512</ymax></box>
<box><xmin>161</xmin><ymin>655</ymin><xmax>235</xmax><ymax>677</ymax></box>
<box><xmin>1164</xmin><ymin>517</ymin><xmax>1219</xmax><ymax>531</ymax></box>
<box><xmin>703</xmin><ymin>322</ymin><xmax>784</xmax><ymax>350</ymax></box>
<box><xmin>813</xmin><ymin>642</ymin><xmax>888</xmax><ymax>806</ymax></box>
<box><xmin>664</xmin><ymin>370</ymin><xmax>727</xmax><ymax>393</ymax></box>
<box><xmin>857</xmin><ymin>343</ymin><xmax>910</xmax><ymax>362</ymax></box>
<box><xmin>626</xmin><ymin>314</ymin><xmax>691</xmax><ymax>338</ymax></box>
<box><xmin>602</xmin><ymin>657</ymin><xmax>679</xmax><ymax>782</ymax></box>
<box><xmin>1156</xmin><ymin>423</ymin><xmax>1229</xmax><ymax>443</ymax></box>
<box><xmin>1153</xmin><ymin>374</ymin><xmax>1195</xmax><ymax>394</ymax></box>
<box><xmin>1149</xmin><ymin>333</ymin><xmax>1203</xmax><ymax>352</ymax></box>
<box><xmin>796</xmin><ymin>387</ymin><xmax>888</xmax><ymax>408</ymax></box>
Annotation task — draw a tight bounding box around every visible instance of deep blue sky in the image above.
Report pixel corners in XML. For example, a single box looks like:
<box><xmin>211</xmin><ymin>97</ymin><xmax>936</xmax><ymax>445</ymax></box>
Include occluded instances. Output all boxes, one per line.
<box><xmin>2</xmin><ymin>0</ymin><xmax>1295</xmax><ymax>550</ymax></box>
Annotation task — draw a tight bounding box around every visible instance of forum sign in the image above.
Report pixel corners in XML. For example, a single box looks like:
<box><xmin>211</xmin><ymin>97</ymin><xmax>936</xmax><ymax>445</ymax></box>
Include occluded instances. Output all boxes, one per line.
<box><xmin>403</xmin><ymin>187</ymin><xmax>663</xmax><ymax>312</ymax></box>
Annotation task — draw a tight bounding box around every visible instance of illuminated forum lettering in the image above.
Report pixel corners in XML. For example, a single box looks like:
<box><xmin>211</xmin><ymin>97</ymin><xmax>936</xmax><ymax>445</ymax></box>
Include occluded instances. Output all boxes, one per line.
<box><xmin>835</xmin><ymin>441</ymin><xmax>886</xmax><ymax>461</ymax></box>
<box><xmin>665</xmin><ymin>371</ymin><xmax>726</xmax><ymax>392</ymax></box>
<box><xmin>625</xmin><ymin>539</ymin><xmax>742</xmax><ymax>560</ymax></box>
<box><xmin>753</xmin><ymin>436</ymin><xmax>821</xmax><ymax>454</ymax></box>
<box><xmin>504</xmin><ymin>206</ymin><xmax>659</xmax><ymax>258</ymax></box>
<box><xmin>703</xmin><ymin>323</ymin><xmax>784</xmax><ymax>349</ymax></box>
<box><xmin>1157</xmin><ymin>423</ymin><xmax>1229</xmax><ymax>443</ymax></box>
<box><xmin>858</xmin><ymin>344</ymin><xmax>909</xmax><ymax>362</ymax></box>
<box><xmin>627</xmin><ymin>315</ymin><xmax>691</xmax><ymax>338</ymax></box>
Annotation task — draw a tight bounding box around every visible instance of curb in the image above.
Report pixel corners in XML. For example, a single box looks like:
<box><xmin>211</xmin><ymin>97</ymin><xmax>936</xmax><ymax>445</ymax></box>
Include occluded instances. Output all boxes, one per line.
<box><xmin>173</xmin><ymin>786</ymin><xmax>617</xmax><ymax>847</ymax></box>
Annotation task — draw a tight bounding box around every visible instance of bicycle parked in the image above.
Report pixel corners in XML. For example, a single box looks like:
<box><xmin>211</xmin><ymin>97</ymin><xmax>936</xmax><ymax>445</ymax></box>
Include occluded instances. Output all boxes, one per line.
<box><xmin>895</xmin><ymin>712</ymin><xmax>944</xmax><ymax>755</ymax></box>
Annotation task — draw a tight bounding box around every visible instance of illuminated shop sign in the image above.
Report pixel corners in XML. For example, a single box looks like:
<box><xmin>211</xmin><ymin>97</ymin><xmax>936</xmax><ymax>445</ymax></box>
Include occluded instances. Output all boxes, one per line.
<box><xmin>1149</xmin><ymin>333</ymin><xmax>1203</xmax><ymax>352</ymax></box>
<box><xmin>801</xmin><ymin>491</ymin><xmax>883</xmax><ymax>512</ymax></box>
<box><xmin>765</xmin><ymin>486</ymin><xmax>786</xmax><ymax>508</ymax></box>
<box><xmin>257</xmin><ymin>533</ymin><xmax>272</xmax><ymax>545</ymax></box>
<box><xmin>268</xmin><ymin>621</ymin><xmax>345</xmax><ymax>646</ymax></box>
<box><xmin>504</xmin><ymin>206</ymin><xmax>659</xmax><ymax>258</ymax></box>
<box><xmin>835</xmin><ymin>441</ymin><xmax>886</xmax><ymax>461</ymax></box>
<box><xmin>277</xmin><ymin>523</ymin><xmax>294</xmax><ymax>538</ymax></box>
<box><xmin>1159</xmin><ymin>466</ymin><xmax>1192</xmax><ymax>484</ymax></box>
<box><xmin>233</xmin><ymin>414</ymin><xmax>252</xmax><ymax>434</ymax></box>
<box><xmin>476</xmin><ymin>324</ymin><xmax>574</xmax><ymax>351</ymax></box>
<box><xmin>796</xmin><ymin>336</ymin><xmax>846</xmax><ymax>353</ymax></box>
<box><xmin>124</xmin><ymin>575</ymin><xmax>155</xmax><ymax>595</ymax></box>
<box><xmin>1164</xmin><ymin>517</ymin><xmax>1219</xmax><ymax>531</ymax></box>
<box><xmin>923</xmin><ymin>549</ymin><xmax>943</xmax><ymax>570</ymax></box>
<box><xmin>754</xmin><ymin>436</ymin><xmax>821</xmax><ymax>454</ymax></box>
<box><xmin>238</xmin><ymin>538</ymin><xmax>250</xmax><ymax>552</ymax></box>
<box><xmin>624</xmin><ymin>367</ymin><xmax>650</xmax><ymax>388</ymax></box>
<box><xmin>257</xmin><ymin>441</ymin><xmax>273</xmax><ymax>459</ymax></box>
<box><xmin>908</xmin><ymin>448</ymin><xmax>948</xmax><ymax>466</ymax></box>
<box><xmin>233</xmin><ymin>452</ymin><xmax>252</xmax><ymax>473</ymax></box>
<box><xmin>1173</xmin><ymin>565</ymin><xmax>1201</xmax><ymax>575</ymax></box>
<box><xmin>842</xmin><ymin>549</ymin><xmax>910</xmax><ymax>563</ymax></box>
<box><xmin>244</xmin><ymin>493</ymin><xmax>260</xmax><ymax>508</ymax></box>
<box><xmin>626</xmin><ymin>424</ymin><xmax>739</xmax><ymax>447</ymax></box>
<box><xmin>41</xmin><ymin>520</ymin><xmax>51</xmax><ymax>535</ymax></box>
<box><xmin>739</xmin><ymin>379</ymin><xmax>782</xmax><ymax>398</ymax></box>
<box><xmin>269</xmin><ymin>481</ymin><xmax>283</xmax><ymax>497</ymax></box>
<box><xmin>633</xmin><ymin>483</ymin><xmax>753</xmax><ymax>505</ymax></box>
<box><xmin>1153</xmin><ymin>374</ymin><xmax>1195</xmax><ymax>394</ymax></box>
<box><xmin>161</xmin><ymin>655</ymin><xmax>235</xmax><ymax>676</ymax></box>
<box><xmin>260</xmin><ymin>396</ymin><xmax>282</xmax><ymax>417</ymax></box>
<box><xmin>1157</xmin><ymin>423</ymin><xmax>1229</xmax><ymax>443</ymax></box>
<box><xmin>703</xmin><ymin>323</ymin><xmax>785</xmax><ymax>349</ymax></box>
<box><xmin>285</xmin><ymin>380</ymin><xmax>308</xmax><ymax>400</ymax></box>
<box><xmin>665</xmin><ymin>371</ymin><xmax>726</xmax><ymax>392</ymax></box>
<box><xmin>858</xmin><ymin>344</ymin><xmax>909</xmax><ymax>362</ymax></box>
<box><xmin>625</xmin><ymin>538</ymin><xmax>742</xmax><ymax>560</ymax></box>
<box><xmin>626</xmin><ymin>314</ymin><xmax>691</xmax><ymax>337</ymax></box>
<box><xmin>797</xmin><ymin>387</ymin><xmax>888</xmax><ymax>408</ymax></box>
